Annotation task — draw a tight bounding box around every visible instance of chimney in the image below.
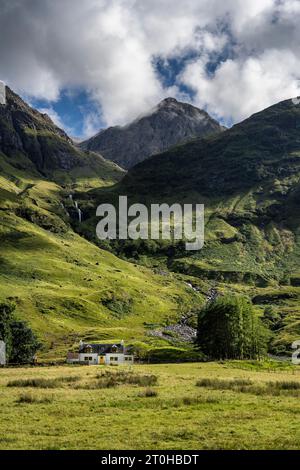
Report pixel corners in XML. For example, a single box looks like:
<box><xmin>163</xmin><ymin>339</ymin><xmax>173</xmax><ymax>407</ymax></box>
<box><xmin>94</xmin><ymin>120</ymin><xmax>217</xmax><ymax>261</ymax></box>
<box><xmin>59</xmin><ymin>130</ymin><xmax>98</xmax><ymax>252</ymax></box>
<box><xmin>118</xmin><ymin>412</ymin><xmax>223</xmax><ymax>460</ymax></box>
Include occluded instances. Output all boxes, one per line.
<box><xmin>0</xmin><ymin>81</ymin><xmax>6</xmax><ymax>105</ymax></box>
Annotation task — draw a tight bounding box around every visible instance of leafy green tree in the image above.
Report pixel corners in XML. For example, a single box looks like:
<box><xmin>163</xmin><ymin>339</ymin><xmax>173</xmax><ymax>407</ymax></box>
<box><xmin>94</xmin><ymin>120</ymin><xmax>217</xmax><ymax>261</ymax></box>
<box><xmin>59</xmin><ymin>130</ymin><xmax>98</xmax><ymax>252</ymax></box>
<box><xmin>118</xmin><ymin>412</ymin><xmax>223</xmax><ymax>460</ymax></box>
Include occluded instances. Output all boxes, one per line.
<box><xmin>0</xmin><ymin>301</ymin><xmax>40</xmax><ymax>363</ymax></box>
<box><xmin>10</xmin><ymin>321</ymin><xmax>40</xmax><ymax>364</ymax></box>
<box><xmin>0</xmin><ymin>302</ymin><xmax>15</xmax><ymax>358</ymax></box>
<box><xmin>197</xmin><ymin>294</ymin><xmax>269</xmax><ymax>359</ymax></box>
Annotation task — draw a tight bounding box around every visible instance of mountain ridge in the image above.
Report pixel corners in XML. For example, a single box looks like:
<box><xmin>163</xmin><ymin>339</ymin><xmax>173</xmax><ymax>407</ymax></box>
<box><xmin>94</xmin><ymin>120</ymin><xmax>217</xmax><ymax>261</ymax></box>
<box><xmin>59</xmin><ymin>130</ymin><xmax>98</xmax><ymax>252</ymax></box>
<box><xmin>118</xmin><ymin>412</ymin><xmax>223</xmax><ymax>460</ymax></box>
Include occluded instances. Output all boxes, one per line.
<box><xmin>0</xmin><ymin>86</ymin><xmax>124</xmax><ymax>189</ymax></box>
<box><xmin>80</xmin><ymin>97</ymin><xmax>225</xmax><ymax>169</ymax></box>
<box><xmin>77</xmin><ymin>97</ymin><xmax>300</xmax><ymax>354</ymax></box>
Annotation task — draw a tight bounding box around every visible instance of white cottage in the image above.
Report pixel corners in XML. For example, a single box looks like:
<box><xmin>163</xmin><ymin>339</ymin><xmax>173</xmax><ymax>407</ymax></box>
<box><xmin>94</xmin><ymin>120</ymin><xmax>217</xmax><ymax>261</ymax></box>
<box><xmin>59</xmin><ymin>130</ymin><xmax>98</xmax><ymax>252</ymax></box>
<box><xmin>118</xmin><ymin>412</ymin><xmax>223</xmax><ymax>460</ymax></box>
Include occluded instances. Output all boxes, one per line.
<box><xmin>67</xmin><ymin>341</ymin><xmax>134</xmax><ymax>365</ymax></box>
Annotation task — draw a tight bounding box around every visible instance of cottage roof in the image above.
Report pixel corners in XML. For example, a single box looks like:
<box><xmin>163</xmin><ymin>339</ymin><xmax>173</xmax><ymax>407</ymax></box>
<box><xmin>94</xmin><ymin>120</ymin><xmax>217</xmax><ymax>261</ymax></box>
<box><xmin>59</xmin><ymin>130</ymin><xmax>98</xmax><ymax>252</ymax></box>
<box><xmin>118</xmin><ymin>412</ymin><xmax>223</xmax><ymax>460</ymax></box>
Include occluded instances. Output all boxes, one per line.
<box><xmin>79</xmin><ymin>343</ymin><xmax>124</xmax><ymax>354</ymax></box>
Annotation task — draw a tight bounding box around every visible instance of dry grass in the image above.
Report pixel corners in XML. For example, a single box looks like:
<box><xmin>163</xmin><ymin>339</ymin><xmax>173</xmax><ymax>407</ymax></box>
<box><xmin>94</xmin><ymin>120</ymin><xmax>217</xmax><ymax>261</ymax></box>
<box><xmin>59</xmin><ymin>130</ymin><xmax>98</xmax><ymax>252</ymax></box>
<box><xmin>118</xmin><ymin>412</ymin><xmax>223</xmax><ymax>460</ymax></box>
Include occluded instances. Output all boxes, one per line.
<box><xmin>16</xmin><ymin>393</ymin><xmax>54</xmax><ymax>404</ymax></box>
<box><xmin>76</xmin><ymin>370</ymin><xmax>158</xmax><ymax>389</ymax></box>
<box><xmin>196</xmin><ymin>377</ymin><xmax>300</xmax><ymax>396</ymax></box>
<box><xmin>138</xmin><ymin>388</ymin><xmax>158</xmax><ymax>397</ymax></box>
<box><xmin>7</xmin><ymin>376</ymin><xmax>80</xmax><ymax>388</ymax></box>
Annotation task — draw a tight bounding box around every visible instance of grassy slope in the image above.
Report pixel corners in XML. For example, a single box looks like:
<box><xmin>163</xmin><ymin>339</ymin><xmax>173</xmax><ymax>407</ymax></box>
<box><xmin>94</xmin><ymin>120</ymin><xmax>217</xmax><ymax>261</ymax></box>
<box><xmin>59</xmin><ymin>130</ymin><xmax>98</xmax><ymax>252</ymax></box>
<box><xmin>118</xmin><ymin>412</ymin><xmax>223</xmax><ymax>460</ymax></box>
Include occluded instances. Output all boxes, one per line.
<box><xmin>0</xmin><ymin>362</ymin><xmax>300</xmax><ymax>449</ymax></box>
<box><xmin>0</xmin><ymin>152</ymin><xmax>201</xmax><ymax>359</ymax></box>
<box><xmin>79</xmin><ymin>99</ymin><xmax>300</xmax><ymax>353</ymax></box>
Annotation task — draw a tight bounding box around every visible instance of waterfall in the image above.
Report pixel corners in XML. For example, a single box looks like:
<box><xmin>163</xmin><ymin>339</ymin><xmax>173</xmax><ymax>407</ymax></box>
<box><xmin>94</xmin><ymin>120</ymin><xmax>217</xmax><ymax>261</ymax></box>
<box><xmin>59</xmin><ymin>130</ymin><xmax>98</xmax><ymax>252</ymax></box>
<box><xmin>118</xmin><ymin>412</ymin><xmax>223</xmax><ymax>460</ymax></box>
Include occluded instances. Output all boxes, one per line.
<box><xmin>74</xmin><ymin>201</ymin><xmax>82</xmax><ymax>222</ymax></box>
<box><xmin>68</xmin><ymin>194</ymin><xmax>81</xmax><ymax>222</ymax></box>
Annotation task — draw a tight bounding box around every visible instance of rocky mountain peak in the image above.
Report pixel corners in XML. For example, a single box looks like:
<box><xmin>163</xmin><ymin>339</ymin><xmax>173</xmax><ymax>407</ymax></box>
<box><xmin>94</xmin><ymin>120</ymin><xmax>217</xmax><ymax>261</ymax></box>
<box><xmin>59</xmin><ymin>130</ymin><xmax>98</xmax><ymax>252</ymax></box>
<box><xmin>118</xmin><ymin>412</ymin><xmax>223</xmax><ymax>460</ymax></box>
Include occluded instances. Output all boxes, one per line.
<box><xmin>80</xmin><ymin>97</ymin><xmax>224</xmax><ymax>169</ymax></box>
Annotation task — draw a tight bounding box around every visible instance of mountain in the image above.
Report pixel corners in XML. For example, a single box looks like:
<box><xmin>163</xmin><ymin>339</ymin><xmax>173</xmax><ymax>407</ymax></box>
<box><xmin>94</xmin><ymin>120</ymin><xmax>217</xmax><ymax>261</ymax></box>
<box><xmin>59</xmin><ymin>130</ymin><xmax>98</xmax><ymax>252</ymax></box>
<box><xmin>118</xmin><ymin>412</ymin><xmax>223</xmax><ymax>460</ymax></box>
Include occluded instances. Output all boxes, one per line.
<box><xmin>82</xmin><ymin>98</ymin><xmax>300</xmax><ymax>354</ymax></box>
<box><xmin>0</xmin><ymin>86</ymin><xmax>125</xmax><ymax>189</ymax></box>
<box><xmin>0</xmin><ymin>86</ymin><xmax>201</xmax><ymax>359</ymax></box>
<box><xmin>80</xmin><ymin>97</ymin><xmax>224</xmax><ymax>169</ymax></box>
<box><xmin>122</xmin><ymin>98</ymin><xmax>300</xmax><ymax>198</ymax></box>
<box><xmin>2</xmin><ymin>85</ymin><xmax>300</xmax><ymax>358</ymax></box>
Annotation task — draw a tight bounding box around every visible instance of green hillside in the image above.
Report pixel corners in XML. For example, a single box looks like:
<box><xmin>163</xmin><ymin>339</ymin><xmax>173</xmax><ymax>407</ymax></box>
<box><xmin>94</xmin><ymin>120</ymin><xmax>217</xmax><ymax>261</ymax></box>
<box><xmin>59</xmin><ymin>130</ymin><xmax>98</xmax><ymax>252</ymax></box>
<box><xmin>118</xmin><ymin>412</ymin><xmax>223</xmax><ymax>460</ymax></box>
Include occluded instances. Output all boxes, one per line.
<box><xmin>80</xmin><ymin>98</ymin><xmax>300</xmax><ymax>354</ymax></box>
<box><xmin>0</xmin><ymin>88</ymin><xmax>202</xmax><ymax>360</ymax></box>
<box><xmin>1</xmin><ymin>88</ymin><xmax>300</xmax><ymax>359</ymax></box>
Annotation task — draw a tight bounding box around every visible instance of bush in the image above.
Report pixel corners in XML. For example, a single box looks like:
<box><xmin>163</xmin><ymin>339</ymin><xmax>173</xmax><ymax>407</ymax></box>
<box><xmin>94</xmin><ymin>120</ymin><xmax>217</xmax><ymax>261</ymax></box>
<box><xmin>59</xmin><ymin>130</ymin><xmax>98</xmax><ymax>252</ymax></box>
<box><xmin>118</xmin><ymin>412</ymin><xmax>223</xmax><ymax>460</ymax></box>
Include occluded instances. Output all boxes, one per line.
<box><xmin>144</xmin><ymin>347</ymin><xmax>205</xmax><ymax>363</ymax></box>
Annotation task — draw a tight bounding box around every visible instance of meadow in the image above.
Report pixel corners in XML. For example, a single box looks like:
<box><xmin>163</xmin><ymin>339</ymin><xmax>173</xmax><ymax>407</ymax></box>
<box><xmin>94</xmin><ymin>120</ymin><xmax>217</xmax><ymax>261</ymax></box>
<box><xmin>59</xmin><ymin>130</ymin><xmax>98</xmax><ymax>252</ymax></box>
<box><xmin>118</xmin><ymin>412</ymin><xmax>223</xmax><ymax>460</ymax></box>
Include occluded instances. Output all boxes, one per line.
<box><xmin>0</xmin><ymin>361</ymin><xmax>300</xmax><ymax>450</ymax></box>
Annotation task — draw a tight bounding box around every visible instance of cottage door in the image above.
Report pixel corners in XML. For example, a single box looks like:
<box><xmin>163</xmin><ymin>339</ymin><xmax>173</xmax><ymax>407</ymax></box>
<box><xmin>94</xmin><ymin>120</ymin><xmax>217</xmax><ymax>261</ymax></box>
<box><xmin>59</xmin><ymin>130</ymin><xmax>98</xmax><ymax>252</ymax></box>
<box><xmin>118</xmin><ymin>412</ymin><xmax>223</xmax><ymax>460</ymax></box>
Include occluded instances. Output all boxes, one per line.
<box><xmin>99</xmin><ymin>356</ymin><xmax>105</xmax><ymax>364</ymax></box>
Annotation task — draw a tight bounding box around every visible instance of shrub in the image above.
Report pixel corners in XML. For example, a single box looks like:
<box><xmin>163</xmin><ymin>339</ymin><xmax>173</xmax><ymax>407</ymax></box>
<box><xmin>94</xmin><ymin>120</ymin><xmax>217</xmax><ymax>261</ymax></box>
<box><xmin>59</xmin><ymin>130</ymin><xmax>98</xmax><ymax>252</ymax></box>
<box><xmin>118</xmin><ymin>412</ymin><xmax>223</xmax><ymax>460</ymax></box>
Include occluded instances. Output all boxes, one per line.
<box><xmin>144</xmin><ymin>347</ymin><xmax>205</xmax><ymax>363</ymax></box>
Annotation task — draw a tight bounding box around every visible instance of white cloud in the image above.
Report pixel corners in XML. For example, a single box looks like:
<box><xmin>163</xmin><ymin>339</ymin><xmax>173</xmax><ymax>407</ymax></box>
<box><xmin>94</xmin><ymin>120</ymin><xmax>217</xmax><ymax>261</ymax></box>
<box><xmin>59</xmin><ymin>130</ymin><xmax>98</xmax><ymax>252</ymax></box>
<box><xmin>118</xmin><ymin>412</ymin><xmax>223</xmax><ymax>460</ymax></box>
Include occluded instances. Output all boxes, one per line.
<box><xmin>82</xmin><ymin>111</ymin><xmax>103</xmax><ymax>139</ymax></box>
<box><xmin>37</xmin><ymin>106</ymin><xmax>74</xmax><ymax>135</ymax></box>
<box><xmin>180</xmin><ymin>49</ymin><xmax>300</xmax><ymax>123</ymax></box>
<box><xmin>0</xmin><ymin>0</ymin><xmax>300</xmax><ymax>130</ymax></box>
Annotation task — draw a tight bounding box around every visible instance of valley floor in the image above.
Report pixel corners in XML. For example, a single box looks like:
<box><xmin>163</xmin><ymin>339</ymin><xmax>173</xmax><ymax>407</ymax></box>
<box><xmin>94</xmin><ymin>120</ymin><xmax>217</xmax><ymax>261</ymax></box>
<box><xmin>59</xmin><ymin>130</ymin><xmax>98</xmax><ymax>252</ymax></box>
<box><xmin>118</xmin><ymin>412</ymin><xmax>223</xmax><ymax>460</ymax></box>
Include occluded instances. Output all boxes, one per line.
<box><xmin>0</xmin><ymin>362</ymin><xmax>300</xmax><ymax>450</ymax></box>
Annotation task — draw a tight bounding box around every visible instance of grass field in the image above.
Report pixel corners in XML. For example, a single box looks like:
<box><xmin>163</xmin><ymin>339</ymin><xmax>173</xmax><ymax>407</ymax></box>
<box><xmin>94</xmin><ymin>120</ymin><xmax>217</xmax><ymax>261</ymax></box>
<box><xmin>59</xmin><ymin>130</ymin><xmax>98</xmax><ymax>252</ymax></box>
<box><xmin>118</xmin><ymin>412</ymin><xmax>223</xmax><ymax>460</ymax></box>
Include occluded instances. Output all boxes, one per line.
<box><xmin>1</xmin><ymin>361</ymin><xmax>300</xmax><ymax>450</ymax></box>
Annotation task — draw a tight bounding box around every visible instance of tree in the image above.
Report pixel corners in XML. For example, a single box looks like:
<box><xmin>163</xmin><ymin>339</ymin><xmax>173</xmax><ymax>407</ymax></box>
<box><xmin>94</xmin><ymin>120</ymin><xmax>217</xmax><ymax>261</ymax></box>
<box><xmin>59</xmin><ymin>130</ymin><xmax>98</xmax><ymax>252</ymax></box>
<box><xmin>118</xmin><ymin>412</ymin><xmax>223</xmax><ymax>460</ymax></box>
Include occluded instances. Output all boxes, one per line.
<box><xmin>0</xmin><ymin>301</ymin><xmax>40</xmax><ymax>363</ymax></box>
<box><xmin>0</xmin><ymin>302</ymin><xmax>15</xmax><ymax>359</ymax></box>
<box><xmin>10</xmin><ymin>321</ymin><xmax>40</xmax><ymax>364</ymax></box>
<box><xmin>197</xmin><ymin>294</ymin><xmax>269</xmax><ymax>359</ymax></box>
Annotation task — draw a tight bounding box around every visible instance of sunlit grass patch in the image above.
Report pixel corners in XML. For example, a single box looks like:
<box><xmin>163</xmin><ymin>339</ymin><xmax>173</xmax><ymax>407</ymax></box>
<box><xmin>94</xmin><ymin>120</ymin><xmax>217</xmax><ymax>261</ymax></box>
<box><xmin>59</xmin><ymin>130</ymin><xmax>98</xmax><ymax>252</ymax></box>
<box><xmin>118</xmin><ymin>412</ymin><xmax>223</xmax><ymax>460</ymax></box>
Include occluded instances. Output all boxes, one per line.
<box><xmin>1</xmin><ymin>363</ymin><xmax>300</xmax><ymax>450</ymax></box>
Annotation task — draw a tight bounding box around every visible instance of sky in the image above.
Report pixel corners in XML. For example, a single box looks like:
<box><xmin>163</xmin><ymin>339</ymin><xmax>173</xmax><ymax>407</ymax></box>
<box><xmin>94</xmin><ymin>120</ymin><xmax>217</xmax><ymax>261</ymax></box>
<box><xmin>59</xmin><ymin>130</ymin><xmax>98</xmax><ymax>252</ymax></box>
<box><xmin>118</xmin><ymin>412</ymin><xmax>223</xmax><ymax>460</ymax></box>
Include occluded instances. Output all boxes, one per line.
<box><xmin>0</xmin><ymin>0</ymin><xmax>300</xmax><ymax>139</ymax></box>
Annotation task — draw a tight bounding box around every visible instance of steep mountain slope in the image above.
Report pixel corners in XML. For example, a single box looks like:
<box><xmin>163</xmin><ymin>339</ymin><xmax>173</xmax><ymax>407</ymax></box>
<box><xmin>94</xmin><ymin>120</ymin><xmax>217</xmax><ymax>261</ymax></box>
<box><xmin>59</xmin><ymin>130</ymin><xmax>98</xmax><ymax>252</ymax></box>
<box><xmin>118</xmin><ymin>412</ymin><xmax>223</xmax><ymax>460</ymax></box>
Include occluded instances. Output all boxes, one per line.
<box><xmin>0</xmin><ymin>86</ymin><xmax>124</xmax><ymax>189</ymax></box>
<box><xmin>0</xmin><ymin>87</ymin><xmax>202</xmax><ymax>359</ymax></box>
<box><xmin>81</xmin><ymin>98</ymin><xmax>300</xmax><ymax>353</ymax></box>
<box><xmin>122</xmin><ymin>98</ymin><xmax>300</xmax><ymax>198</ymax></box>
<box><xmin>80</xmin><ymin>97</ymin><xmax>224</xmax><ymax>168</ymax></box>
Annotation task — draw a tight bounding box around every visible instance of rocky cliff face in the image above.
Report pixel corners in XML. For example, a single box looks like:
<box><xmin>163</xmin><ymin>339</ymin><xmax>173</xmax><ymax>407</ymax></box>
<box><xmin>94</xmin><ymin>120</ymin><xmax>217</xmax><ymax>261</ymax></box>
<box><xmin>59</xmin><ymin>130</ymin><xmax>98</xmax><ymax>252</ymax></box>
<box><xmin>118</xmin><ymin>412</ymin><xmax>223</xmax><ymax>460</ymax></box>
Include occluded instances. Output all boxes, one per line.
<box><xmin>0</xmin><ymin>86</ymin><xmax>84</xmax><ymax>173</ymax></box>
<box><xmin>0</xmin><ymin>86</ymin><xmax>124</xmax><ymax>184</ymax></box>
<box><xmin>80</xmin><ymin>97</ymin><xmax>225</xmax><ymax>169</ymax></box>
